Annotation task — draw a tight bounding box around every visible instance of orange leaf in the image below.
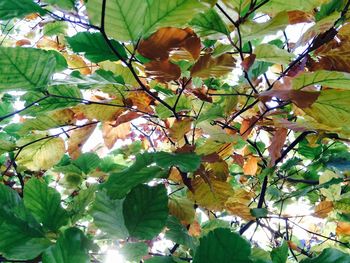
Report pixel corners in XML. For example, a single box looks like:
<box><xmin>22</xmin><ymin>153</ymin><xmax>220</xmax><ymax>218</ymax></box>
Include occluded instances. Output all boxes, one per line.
<box><xmin>336</xmin><ymin>222</ymin><xmax>350</xmax><ymax>236</ymax></box>
<box><xmin>102</xmin><ymin>122</ymin><xmax>131</xmax><ymax>149</ymax></box>
<box><xmin>243</xmin><ymin>156</ymin><xmax>259</xmax><ymax>176</ymax></box>
<box><xmin>138</xmin><ymin>27</ymin><xmax>201</xmax><ymax>60</ymax></box>
<box><xmin>145</xmin><ymin>60</ymin><xmax>181</xmax><ymax>82</ymax></box>
<box><xmin>16</xmin><ymin>39</ymin><xmax>31</xmax><ymax>46</ymax></box>
<box><xmin>314</xmin><ymin>201</ymin><xmax>333</xmax><ymax>218</ymax></box>
<box><xmin>240</xmin><ymin>117</ymin><xmax>258</xmax><ymax>140</ymax></box>
<box><xmin>268</xmin><ymin>128</ymin><xmax>288</xmax><ymax>166</ymax></box>
<box><xmin>127</xmin><ymin>91</ymin><xmax>154</xmax><ymax>113</ymax></box>
<box><xmin>68</xmin><ymin>123</ymin><xmax>97</xmax><ymax>159</ymax></box>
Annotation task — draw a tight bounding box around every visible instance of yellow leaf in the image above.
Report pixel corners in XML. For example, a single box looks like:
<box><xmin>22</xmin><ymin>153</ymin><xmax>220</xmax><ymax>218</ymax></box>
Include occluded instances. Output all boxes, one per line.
<box><xmin>169</xmin><ymin>196</ymin><xmax>195</xmax><ymax>224</ymax></box>
<box><xmin>314</xmin><ymin>201</ymin><xmax>333</xmax><ymax>218</ymax></box>
<box><xmin>68</xmin><ymin>123</ymin><xmax>97</xmax><ymax>159</ymax></box>
<box><xmin>17</xmin><ymin>136</ymin><xmax>65</xmax><ymax>171</ymax></box>
<box><xmin>191</xmin><ymin>53</ymin><xmax>235</xmax><ymax>78</ymax></box>
<box><xmin>188</xmin><ymin>177</ymin><xmax>234</xmax><ymax>210</ymax></box>
<box><xmin>73</xmin><ymin>99</ymin><xmax>125</xmax><ymax>121</ymax></box>
<box><xmin>63</xmin><ymin>53</ymin><xmax>91</xmax><ymax>75</ymax></box>
<box><xmin>168</xmin><ymin>119</ymin><xmax>192</xmax><ymax>141</ymax></box>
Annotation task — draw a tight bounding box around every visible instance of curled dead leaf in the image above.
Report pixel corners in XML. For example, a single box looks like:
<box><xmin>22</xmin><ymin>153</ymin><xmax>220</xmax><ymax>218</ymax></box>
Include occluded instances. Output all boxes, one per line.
<box><xmin>138</xmin><ymin>27</ymin><xmax>201</xmax><ymax>60</ymax></box>
<box><xmin>268</xmin><ymin>128</ymin><xmax>288</xmax><ymax>167</ymax></box>
<box><xmin>145</xmin><ymin>60</ymin><xmax>181</xmax><ymax>82</ymax></box>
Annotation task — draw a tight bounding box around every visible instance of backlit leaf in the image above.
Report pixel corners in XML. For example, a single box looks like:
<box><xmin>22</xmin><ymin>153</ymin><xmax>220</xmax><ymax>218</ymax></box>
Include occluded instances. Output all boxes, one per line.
<box><xmin>123</xmin><ymin>184</ymin><xmax>168</xmax><ymax>240</ymax></box>
<box><xmin>16</xmin><ymin>136</ymin><xmax>65</xmax><ymax>171</ymax></box>
<box><xmin>191</xmin><ymin>53</ymin><xmax>235</xmax><ymax>78</ymax></box>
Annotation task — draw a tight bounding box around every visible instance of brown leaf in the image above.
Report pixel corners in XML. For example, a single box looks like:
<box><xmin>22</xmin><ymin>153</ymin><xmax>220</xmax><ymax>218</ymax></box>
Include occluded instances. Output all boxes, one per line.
<box><xmin>68</xmin><ymin>123</ymin><xmax>97</xmax><ymax>159</ymax></box>
<box><xmin>191</xmin><ymin>87</ymin><xmax>213</xmax><ymax>102</ymax></box>
<box><xmin>113</xmin><ymin>111</ymin><xmax>141</xmax><ymax>127</ymax></box>
<box><xmin>225</xmin><ymin>189</ymin><xmax>255</xmax><ymax>221</ymax></box>
<box><xmin>191</xmin><ymin>53</ymin><xmax>235</xmax><ymax>78</ymax></box>
<box><xmin>232</xmin><ymin>153</ymin><xmax>244</xmax><ymax>167</ymax></box>
<box><xmin>268</xmin><ymin>128</ymin><xmax>288</xmax><ymax>167</ymax></box>
<box><xmin>102</xmin><ymin>122</ymin><xmax>131</xmax><ymax>149</ymax></box>
<box><xmin>288</xmin><ymin>10</ymin><xmax>314</xmax><ymax>25</ymax></box>
<box><xmin>240</xmin><ymin>117</ymin><xmax>258</xmax><ymax>140</ymax></box>
<box><xmin>243</xmin><ymin>156</ymin><xmax>259</xmax><ymax>176</ymax></box>
<box><xmin>16</xmin><ymin>39</ymin><xmax>31</xmax><ymax>46</ymax></box>
<box><xmin>127</xmin><ymin>91</ymin><xmax>154</xmax><ymax>113</ymax></box>
<box><xmin>314</xmin><ymin>201</ymin><xmax>333</xmax><ymax>218</ymax></box>
<box><xmin>259</xmin><ymin>89</ymin><xmax>320</xmax><ymax>108</ymax></box>
<box><xmin>307</xmin><ymin>34</ymin><xmax>350</xmax><ymax>73</ymax></box>
<box><xmin>169</xmin><ymin>196</ymin><xmax>195</xmax><ymax>224</ymax></box>
<box><xmin>145</xmin><ymin>60</ymin><xmax>181</xmax><ymax>82</ymax></box>
<box><xmin>241</xmin><ymin>54</ymin><xmax>256</xmax><ymax>71</ymax></box>
<box><xmin>188</xmin><ymin>220</ymin><xmax>201</xmax><ymax>237</ymax></box>
<box><xmin>138</xmin><ymin>27</ymin><xmax>201</xmax><ymax>60</ymax></box>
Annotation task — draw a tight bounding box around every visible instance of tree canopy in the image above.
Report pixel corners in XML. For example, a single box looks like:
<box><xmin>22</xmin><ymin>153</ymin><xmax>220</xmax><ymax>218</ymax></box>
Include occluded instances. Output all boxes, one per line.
<box><xmin>1</xmin><ymin>0</ymin><xmax>350</xmax><ymax>262</ymax></box>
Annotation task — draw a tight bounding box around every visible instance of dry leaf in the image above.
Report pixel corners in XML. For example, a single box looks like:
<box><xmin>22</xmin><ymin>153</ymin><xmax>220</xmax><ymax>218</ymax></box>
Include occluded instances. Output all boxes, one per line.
<box><xmin>16</xmin><ymin>39</ymin><xmax>31</xmax><ymax>46</ymax></box>
<box><xmin>288</xmin><ymin>10</ymin><xmax>314</xmax><ymax>25</ymax></box>
<box><xmin>168</xmin><ymin>119</ymin><xmax>192</xmax><ymax>141</ymax></box>
<box><xmin>259</xmin><ymin>89</ymin><xmax>320</xmax><ymax>108</ymax></box>
<box><xmin>241</xmin><ymin>54</ymin><xmax>256</xmax><ymax>71</ymax></box>
<box><xmin>64</xmin><ymin>53</ymin><xmax>91</xmax><ymax>75</ymax></box>
<box><xmin>268</xmin><ymin>128</ymin><xmax>288</xmax><ymax>166</ymax></box>
<box><xmin>67</xmin><ymin>123</ymin><xmax>97</xmax><ymax>159</ymax></box>
<box><xmin>243</xmin><ymin>155</ymin><xmax>259</xmax><ymax>176</ymax></box>
<box><xmin>145</xmin><ymin>60</ymin><xmax>181</xmax><ymax>82</ymax></box>
<box><xmin>314</xmin><ymin>201</ymin><xmax>333</xmax><ymax>218</ymax></box>
<box><xmin>102</xmin><ymin>122</ymin><xmax>131</xmax><ymax>149</ymax></box>
<box><xmin>240</xmin><ymin>117</ymin><xmax>258</xmax><ymax>140</ymax></box>
<box><xmin>138</xmin><ymin>27</ymin><xmax>201</xmax><ymax>60</ymax></box>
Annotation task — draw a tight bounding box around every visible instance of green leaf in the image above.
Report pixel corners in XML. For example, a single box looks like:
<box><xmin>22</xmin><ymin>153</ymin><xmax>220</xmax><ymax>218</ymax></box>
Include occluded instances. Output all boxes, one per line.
<box><xmin>153</xmin><ymin>152</ymin><xmax>201</xmax><ymax>172</ymax></box>
<box><xmin>155</xmin><ymin>96</ymin><xmax>192</xmax><ymax>119</ymax></box>
<box><xmin>21</xmin><ymin>85</ymin><xmax>83</xmax><ymax>115</ymax></box>
<box><xmin>143</xmin><ymin>0</ymin><xmax>208</xmax><ymax>36</ymax></box>
<box><xmin>104</xmin><ymin>152</ymin><xmax>200</xmax><ymax>199</ymax></box>
<box><xmin>43</xmin><ymin>22</ymin><xmax>68</xmax><ymax>36</ymax></box>
<box><xmin>24</xmin><ymin>178</ymin><xmax>69</xmax><ymax>232</ymax></box>
<box><xmin>250</xmin><ymin>208</ymin><xmax>268</xmax><ymax>218</ymax></box>
<box><xmin>104</xmin><ymin>155</ymin><xmax>166</xmax><ymax>199</ymax></box>
<box><xmin>241</xmin><ymin>12</ymin><xmax>289</xmax><ymax>41</ymax></box>
<box><xmin>292</xmin><ymin>70</ymin><xmax>350</xmax><ymax>90</ymax></box>
<box><xmin>91</xmin><ymin>191</ymin><xmax>129</xmax><ymax>239</ymax></box>
<box><xmin>259</xmin><ymin>0</ymin><xmax>326</xmax><ymax>15</ymax></box>
<box><xmin>189</xmin><ymin>8</ymin><xmax>229</xmax><ymax>37</ymax></box>
<box><xmin>119</xmin><ymin>242</ymin><xmax>149</xmax><ymax>262</ymax></box>
<box><xmin>87</xmin><ymin>0</ymin><xmax>148</xmax><ymax>41</ymax></box>
<box><xmin>0</xmin><ymin>47</ymin><xmax>57</xmax><ymax>91</ymax></box>
<box><xmin>145</xmin><ymin>257</ymin><xmax>177</xmax><ymax>263</ymax></box>
<box><xmin>271</xmin><ymin>241</ymin><xmax>288</xmax><ymax>263</ymax></box>
<box><xmin>193</xmin><ymin>228</ymin><xmax>252</xmax><ymax>263</ymax></box>
<box><xmin>165</xmin><ymin>216</ymin><xmax>196</xmax><ymax>249</ymax></box>
<box><xmin>42</xmin><ymin>227</ymin><xmax>90</xmax><ymax>263</ymax></box>
<box><xmin>73</xmin><ymin>152</ymin><xmax>101</xmax><ymax>174</ymax></box>
<box><xmin>0</xmin><ymin>184</ymin><xmax>51</xmax><ymax>260</ymax></box>
<box><xmin>300</xmin><ymin>248</ymin><xmax>350</xmax><ymax>263</ymax></box>
<box><xmin>16</xmin><ymin>136</ymin><xmax>66</xmax><ymax>171</ymax></box>
<box><xmin>255</xmin><ymin>44</ymin><xmax>295</xmax><ymax>65</ymax></box>
<box><xmin>44</xmin><ymin>0</ymin><xmax>75</xmax><ymax>10</ymax></box>
<box><xmin>0</xmin><ymin>0</ymin><xmax>46</xmax><ymax>20</ymax></box>
<box><xmin>67</xmin><ymin>186</ymin><xmax>96</xmax><ymax>223</ymax></box>
<box><xmin>123</xmin><ymin>184</ymin><xmax>168</xmax><ymax>240</ymax></box>
<box><xmin>66</xmin><ymin>32</ymin><xmax>127</xmax><ymax>63</ymax></box>
<box><xmin>303</xmin><ymin>90</ymin><xmax>350</xmax><ymax>136</ymax></box>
